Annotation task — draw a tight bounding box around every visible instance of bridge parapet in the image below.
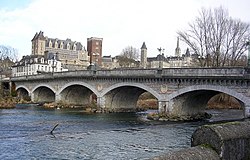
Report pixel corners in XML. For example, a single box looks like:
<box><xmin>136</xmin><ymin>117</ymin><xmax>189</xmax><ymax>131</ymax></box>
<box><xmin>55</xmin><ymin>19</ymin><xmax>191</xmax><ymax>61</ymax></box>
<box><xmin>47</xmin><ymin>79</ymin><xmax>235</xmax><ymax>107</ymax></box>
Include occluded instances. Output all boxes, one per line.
<box><xmin>161</xmin><ymin>67</ymin><xmax>247</xmax><ymax>77</ymax></box>
<box><xmin>10</xmin><ymin>67</ymin><xmax>250</xmax><ymax>81</ymax></box>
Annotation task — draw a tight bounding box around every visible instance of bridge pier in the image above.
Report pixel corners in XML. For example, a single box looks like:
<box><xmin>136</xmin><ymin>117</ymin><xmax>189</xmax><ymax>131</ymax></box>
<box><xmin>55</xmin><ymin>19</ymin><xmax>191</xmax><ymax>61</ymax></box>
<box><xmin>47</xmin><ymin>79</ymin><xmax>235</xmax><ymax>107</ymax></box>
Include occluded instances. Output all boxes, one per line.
<box><xmin>158</xmin><ymin>101</ymin><xmax>172</xmax><ymax>113</ymax></box>
<box><xmin>244</xmin><ymin>105</ymin><xmax>250</xmax><ymax>118</ymax></box>
<box><xmin>97</xmin><ymin>96</ymin><xmax>105</xmax><ymax>109</ymax></box>
<box><xmin>55</xmin><ymin>94</ymin><xmax>61</xmax><ymax>103</ymax></box>
<box><xmin>30</xmin><ymin>93</ymin><xmax>35</xmax><ymax>102</ymax></box>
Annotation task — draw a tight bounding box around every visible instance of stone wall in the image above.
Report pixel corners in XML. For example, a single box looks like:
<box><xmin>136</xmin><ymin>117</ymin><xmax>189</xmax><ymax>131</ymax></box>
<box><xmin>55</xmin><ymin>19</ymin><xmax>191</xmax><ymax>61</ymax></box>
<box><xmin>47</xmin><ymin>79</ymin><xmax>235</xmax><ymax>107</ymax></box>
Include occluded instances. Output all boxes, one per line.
<box><xmin>152</xmin><ymin>121</ymin><xmax>250</xmax><ymax>160</ymax></box>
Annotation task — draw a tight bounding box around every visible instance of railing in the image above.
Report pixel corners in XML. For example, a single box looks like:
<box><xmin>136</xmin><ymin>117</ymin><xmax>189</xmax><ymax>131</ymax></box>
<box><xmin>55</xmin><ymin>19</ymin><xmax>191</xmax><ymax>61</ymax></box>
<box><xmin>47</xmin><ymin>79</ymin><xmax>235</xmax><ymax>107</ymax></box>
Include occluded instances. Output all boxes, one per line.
<box><xmin>10</xmin><ymin>67</ymin><xmax>250</xmax><ymax>81</ymax></box>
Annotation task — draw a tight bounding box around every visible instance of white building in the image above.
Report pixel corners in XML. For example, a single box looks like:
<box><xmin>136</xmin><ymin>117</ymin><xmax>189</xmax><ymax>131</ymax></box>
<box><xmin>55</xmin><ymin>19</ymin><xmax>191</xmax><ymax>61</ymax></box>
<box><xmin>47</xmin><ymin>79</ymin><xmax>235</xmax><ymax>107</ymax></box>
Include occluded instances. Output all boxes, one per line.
<box><xmin>12</xmin><ymin>53</ymin><xmax>68</xmax><ymax>77</ymax></box>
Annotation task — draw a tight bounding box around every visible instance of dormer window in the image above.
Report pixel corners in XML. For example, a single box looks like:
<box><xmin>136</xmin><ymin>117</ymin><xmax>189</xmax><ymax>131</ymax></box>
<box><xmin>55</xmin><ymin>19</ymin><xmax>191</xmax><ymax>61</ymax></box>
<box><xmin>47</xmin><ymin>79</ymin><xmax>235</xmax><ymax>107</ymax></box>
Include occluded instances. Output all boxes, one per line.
<box><xmin>54</xmin><ymin>41</ymin><xmax>58</xmax><ymax>48</ymax></box>
<box><xmin>41</xmin><ymin>58</ymin><xmax>44</xmax><ymax>63</ymax></box>
<box><xmin>49</xmin><ymin>40</ymin><xmax>52</xmax><ymax>48</ymax></box>
<box><xmin>67</xmin><ymin>43</ymin><xmax>70</xmax><ymax>50</ymax></box>
<box><xmin>60</xmin><ymin>42</ymin><xmax>63</xmax><ymax>49</ymax></box>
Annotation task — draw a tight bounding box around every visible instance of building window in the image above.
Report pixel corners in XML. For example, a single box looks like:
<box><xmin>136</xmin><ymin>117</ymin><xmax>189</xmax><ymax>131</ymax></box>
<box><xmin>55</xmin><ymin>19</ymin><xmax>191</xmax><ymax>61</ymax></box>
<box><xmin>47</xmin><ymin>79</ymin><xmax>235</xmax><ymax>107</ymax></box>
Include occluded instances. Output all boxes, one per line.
<box><xmin>49</xmin><ymin>41</ymin><xmax>52</xmax><ymax>47</ymax></box>
<box><xmin>96</xmin><ymin>42</ymin><xmax>99</xmax><ymax>45</ymax></box>
<box><xmin>55</xmin><ymin>41</ymin><xmax>58</xmax><ymax>48</ymax></box>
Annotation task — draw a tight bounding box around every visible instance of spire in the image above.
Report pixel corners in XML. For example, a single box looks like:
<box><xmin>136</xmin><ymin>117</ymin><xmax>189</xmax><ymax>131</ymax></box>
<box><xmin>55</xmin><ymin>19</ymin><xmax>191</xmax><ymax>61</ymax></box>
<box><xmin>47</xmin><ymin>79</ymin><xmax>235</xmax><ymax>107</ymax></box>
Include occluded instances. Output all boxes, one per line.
<box><xmin>175</xmin><ymin>37</ymin><xmax>181</xmax><ymax>56</ymax></box>
<box><xmin>141</xmin><ymin>42</ymin><xmax>147</xmax><ymax>49</ymax></box>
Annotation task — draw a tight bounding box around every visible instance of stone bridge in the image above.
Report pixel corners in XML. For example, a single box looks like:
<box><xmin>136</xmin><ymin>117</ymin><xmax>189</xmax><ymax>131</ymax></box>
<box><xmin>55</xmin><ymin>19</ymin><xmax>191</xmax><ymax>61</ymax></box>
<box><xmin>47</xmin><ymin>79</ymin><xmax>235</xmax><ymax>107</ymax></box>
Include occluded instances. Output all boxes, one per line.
<box><xmin>10</xmin><ymin>67</ymin><xmax>250</xmax><ymax>118</ymax></box>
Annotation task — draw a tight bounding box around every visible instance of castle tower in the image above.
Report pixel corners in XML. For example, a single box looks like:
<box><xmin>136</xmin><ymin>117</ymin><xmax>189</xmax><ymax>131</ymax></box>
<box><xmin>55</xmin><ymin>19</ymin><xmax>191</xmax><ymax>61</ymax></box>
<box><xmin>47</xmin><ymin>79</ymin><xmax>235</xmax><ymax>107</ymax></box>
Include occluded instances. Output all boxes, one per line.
<box><xmin>31</xmin><ymin>31</ymin><xmax>46</xmax><ymax>55</ymax></box>
<box><xmin>87</xmin><ymin>37</ymin><xmax>103</xmax><ymax>66</ymax></box>
<box><xmin>175</xmin><ymin>37</ymin><xmax>181</xmax><ymax>57</ymax></box>
<box><xmin>140</xmin><ymin>42</ymin><xmax>147</xmax><ymax>68</ymax></box>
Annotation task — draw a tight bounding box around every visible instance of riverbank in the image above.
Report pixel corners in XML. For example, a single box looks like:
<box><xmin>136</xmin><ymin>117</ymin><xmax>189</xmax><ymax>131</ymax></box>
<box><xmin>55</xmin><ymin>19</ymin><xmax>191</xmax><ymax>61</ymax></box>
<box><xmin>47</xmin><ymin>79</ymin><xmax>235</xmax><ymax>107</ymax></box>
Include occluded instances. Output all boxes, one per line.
<box><xmin>0</xmin><ymin>97</ymin><xmax>16</xmax><ymax>109</ymax></box>
<box><xmin>146</xmin><ymin>112</ymin><xmax>212</xmax><ymax>121</ymax></box>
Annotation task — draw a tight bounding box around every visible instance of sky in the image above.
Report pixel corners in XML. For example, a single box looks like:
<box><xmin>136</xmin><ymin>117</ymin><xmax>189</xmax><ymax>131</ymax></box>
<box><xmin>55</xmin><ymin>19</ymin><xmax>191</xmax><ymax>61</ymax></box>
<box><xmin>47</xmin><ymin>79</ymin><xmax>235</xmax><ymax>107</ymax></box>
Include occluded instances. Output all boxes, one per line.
<box><xmin>0</xmin><ymin>0</ymin><xmax>249</xmax><ymax>60</ymax></box>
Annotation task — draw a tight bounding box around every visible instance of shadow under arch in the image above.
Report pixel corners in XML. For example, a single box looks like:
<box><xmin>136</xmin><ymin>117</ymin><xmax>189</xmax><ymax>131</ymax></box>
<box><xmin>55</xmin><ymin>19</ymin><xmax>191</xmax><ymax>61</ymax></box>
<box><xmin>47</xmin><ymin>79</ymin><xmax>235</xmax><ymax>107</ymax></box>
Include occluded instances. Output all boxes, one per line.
<box><xmin>16</xmin><ymin>85</ymin><xmax>31</xmax><ymax>94</ymax></box>
<box><xmin>57</xmin><ymin>81</ymin><xmax>98</xmax><ymax>106</ymax></box>
<box><xmin>100</xmin><ymin>82</ymin><xmax>161</xmax><ymax>100</ymax></box>
<box><xmin>32</xmin><ymin>84</ymin><xmax>56</xmax><ymax>103</ymax></box>
<box><xmin>16</xmin><ymin>85</ymin><xmax>30</xmax><ymax>100</ymax></box>
<box><xmin>100</xmin><ymin>82</ymin><xmax>162</xmax><ymax>111</ymax></box>
<box><xmin>168</xmin><ymin>85</ymin><xmax>249</xmax><ymax>104</ymax></box>
<box><xmin>166</xmin><ymin>85</ymin><xmax>250</xmax><ymax>116</ymax></box>
<box><xmin>57</xmin><ymin>81</ymin><xmax>99</xmax><ymax>96</ymax></box>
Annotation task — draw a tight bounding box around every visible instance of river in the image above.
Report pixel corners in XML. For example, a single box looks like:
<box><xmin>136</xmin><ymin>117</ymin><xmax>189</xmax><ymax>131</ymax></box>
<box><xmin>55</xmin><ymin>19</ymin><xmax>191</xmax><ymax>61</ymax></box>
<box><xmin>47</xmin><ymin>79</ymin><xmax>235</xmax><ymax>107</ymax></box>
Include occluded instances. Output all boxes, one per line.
<box><xmin>0</xmin><ymin>105</ymin><xmax>244</xmax><ymax>160</ymax></box>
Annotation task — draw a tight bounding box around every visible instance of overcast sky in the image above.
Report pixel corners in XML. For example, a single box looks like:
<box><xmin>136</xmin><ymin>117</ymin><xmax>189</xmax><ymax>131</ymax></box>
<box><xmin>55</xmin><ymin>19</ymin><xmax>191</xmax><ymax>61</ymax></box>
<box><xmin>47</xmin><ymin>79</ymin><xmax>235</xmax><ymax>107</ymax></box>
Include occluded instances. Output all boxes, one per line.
<box><xmin>0</xmin><ymin>0</ymin><xmax>249</xmax><ymax>59</ymax></box>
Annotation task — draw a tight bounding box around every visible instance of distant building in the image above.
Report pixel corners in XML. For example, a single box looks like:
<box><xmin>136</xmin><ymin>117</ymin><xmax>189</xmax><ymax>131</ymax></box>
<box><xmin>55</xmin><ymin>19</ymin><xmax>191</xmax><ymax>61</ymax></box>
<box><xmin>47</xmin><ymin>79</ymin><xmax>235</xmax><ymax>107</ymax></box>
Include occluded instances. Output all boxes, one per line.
<box><xmin>31</xmin><ymin>31</ymin><xmax>89</xmax><ymax>70</ymax></box>
<box><xmin>147</xmin><ymin>53</ymin><xmax>170</xmax><ymax>68</ymax></box>
<box><xmin>140</xmin><ymin>42</ymin><xmax>147</xmax><ymax>69</ymax></box>
<box><xmin>87</xmin><ymin>37</ymin><xmax>103</xmax><ymax>66</ymax></box>
<box><xmin>12</xmin><ymin>54</ymin><xmax>68</xmax><ymax>77</ymax></box>
<box><xmin>101</xmin><ymin>55</ymin><xmax>119</xmax><ymax>69</ymax></box>
<box><xmin>141</xmin><ymin>38</ymin><xmax>198</xmax><ymax>68</ymax></box>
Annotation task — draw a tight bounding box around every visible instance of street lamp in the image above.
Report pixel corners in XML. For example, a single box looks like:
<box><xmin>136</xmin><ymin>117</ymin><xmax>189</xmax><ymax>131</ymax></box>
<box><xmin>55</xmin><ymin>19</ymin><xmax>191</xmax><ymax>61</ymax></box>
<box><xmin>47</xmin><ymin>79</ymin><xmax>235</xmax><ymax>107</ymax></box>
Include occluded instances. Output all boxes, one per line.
<box><xmin>157</xmin><ymin>47</ymin><xmax>164</xmax><ymax>68</ymax></box>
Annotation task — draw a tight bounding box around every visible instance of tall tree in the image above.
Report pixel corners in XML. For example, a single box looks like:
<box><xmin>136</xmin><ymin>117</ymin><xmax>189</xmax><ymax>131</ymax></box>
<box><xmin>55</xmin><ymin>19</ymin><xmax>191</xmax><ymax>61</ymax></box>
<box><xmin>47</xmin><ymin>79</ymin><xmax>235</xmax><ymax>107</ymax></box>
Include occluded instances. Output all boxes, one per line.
<box><xmin>118</xmin><ymin>46</ymin><xmax>139</xmax><ymax>67</ymax></box>
<box><xmin>177</xmin><ymin>7</ymin><xmax>250</xmax><ymax>67</ymax></box>
<box><xmin>0</xmin><ymin>45</ymin><xmax>18</xmax><ymax>62</ymax></box>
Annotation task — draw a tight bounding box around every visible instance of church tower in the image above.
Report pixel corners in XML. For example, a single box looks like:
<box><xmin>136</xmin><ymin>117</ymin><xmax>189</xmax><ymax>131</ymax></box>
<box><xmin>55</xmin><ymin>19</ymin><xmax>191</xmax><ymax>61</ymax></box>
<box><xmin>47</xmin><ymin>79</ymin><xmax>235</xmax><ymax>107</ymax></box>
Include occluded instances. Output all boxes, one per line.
<box><xmin>175</xmin><ymin>37</ymin><xmax>181</xmax><ymax>57</ymax></box>
<box><xmin>140</xmin><ymin>42</ymin><xmax>147</xmax><ymax>68</ymax></box>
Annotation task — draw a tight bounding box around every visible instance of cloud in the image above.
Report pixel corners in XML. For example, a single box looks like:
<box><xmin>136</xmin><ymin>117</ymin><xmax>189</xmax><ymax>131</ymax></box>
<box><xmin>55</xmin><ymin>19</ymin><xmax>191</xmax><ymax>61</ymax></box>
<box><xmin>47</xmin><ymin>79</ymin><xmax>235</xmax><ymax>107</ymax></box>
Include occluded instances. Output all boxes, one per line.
<box><xmin>0</xmin><ymin>0</ymin><xmax>249</xmax><ymax>59</ymax></box>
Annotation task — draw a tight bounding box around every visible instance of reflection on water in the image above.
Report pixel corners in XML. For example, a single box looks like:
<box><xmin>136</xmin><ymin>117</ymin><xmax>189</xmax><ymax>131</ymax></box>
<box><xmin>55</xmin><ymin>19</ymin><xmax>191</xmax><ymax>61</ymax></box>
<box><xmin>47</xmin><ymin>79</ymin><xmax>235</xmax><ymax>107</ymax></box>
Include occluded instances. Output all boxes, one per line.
<box><xmin>0</xmin><ymin>105</ymin><xmax>244</xmax><ymax>160</ymax></box>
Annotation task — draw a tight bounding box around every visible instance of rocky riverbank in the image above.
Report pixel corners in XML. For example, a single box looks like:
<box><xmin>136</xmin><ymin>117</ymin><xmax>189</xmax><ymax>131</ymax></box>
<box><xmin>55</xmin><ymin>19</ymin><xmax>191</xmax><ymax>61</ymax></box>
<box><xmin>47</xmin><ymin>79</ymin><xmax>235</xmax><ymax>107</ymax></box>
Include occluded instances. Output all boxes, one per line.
<box><xmin>147</xmin><ymin>112</ymin><xmax>212</xmax><ymax>121</ymax></box>
<box><xmin>0</xmin><ymin>97</ymin><xmax>16</xmax><ymax>109</ymax></box>
<box><xmin>42</xmin><ymin>102</ymin><xmax>146</xmax><ymax>113</ymax></box>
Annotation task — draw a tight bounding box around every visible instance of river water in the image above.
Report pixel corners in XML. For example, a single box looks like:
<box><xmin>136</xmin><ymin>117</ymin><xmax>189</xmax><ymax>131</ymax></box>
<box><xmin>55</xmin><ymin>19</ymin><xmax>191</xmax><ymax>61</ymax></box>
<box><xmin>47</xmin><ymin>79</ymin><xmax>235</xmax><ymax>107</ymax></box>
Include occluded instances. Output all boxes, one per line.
<box><xmin>0</xmin><ymin>105</ymin><xmax>244</xmax><ymax>160</ymax></box>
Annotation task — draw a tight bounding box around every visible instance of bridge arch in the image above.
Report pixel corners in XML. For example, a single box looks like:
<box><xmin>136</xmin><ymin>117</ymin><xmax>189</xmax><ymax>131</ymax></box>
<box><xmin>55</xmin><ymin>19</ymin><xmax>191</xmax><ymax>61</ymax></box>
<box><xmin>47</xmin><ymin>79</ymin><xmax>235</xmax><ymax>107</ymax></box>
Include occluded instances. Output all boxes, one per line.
<box><xmin>58</xmin><ymin>81</ymin><xmax>98</xmax><ymax>96</ymax></box>
<box><xmin>100</xmin><ymin>82</ymin><xmax>161</xmax><ymax>100</ymax></box>
<box><xmin>58</xmin><ymin>81</ymin><xmax>98</xmax><ymax>106</ymax></box>
<box><xmin>32</xmin><ymin>84</ymin><xmax>56</xmax><ymax>103</ymax></box>
<box><xmin>16</xmin><ymin>85</ymin><xmax>30</xmax><ymax>100</ymax></box>
<box><xmin>166</xmin><ymin>85</ymin><xmax>250</xmax><ymax>116</ymax></box>
<box><xmin>100</xmin><ymin>82</ymin><xmax>162</xmax><ymax>111</ymax></box>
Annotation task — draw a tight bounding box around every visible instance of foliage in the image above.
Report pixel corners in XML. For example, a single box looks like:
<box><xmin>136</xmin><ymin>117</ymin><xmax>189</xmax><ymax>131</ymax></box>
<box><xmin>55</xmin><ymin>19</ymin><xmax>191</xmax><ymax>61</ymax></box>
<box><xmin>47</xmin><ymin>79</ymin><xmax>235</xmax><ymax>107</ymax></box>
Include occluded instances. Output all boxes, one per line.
<box><xmin>118</xmin><ymin>46</ymin><xmax>140</xmax><ymax>67</ymax></box>
<box><xmin>177</xmin><ymin>7</ymin><xmax>250</xmax><ymax>67</ymax></box>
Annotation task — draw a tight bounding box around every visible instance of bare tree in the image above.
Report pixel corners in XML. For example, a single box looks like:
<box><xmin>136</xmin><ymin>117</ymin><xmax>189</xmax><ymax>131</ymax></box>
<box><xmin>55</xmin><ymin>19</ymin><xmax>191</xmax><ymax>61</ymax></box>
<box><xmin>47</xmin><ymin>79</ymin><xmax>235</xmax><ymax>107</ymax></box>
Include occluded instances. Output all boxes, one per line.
<box><xmin>0</xmin><ymin>45</ymin><xmax>18</xmax><ymax>72</ymax></box>
<box><xmin>177</xmin><ymin>7</ymin><xmax>250</xmax><ymax>67</ymax></box>
<box><xmin>0</xmin><ymin>45</ymin><xmax>18</xmax><ymax>62</ymax></box>
<box><xmin>118</xmin><ymin>46</ymin><xmax>139</xmax><ymax>67</ymax></box>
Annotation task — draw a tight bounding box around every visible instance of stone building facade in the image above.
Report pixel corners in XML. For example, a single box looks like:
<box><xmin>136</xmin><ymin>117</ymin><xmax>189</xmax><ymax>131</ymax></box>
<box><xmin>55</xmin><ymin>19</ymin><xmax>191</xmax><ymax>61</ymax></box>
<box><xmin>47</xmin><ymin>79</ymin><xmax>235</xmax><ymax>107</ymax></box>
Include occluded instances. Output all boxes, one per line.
<box><xmin>12</xmin><ymin>53</ymin><xmax>68</xmax><ymax>77</ymax></box>
<box><xmin>31</xmin><ymin>31</ymin><xmax>89</xmax><ymax>70</ymax></box>
<box><xmin>87</xmin><ymin>37</ymin><xmax>103</xmax><ymax>66</ymax></box>
<box><xmin>141</xmin><ymin>39</ymin><xmax>198</xmax><ymax>68</ymax></box>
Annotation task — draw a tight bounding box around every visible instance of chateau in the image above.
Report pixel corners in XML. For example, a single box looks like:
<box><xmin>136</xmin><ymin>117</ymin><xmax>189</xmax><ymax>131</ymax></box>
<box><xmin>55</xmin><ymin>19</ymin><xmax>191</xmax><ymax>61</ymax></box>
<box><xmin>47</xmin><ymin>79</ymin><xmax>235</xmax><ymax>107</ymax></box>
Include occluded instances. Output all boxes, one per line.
<box><xmin>31</xmin><ymin>31</ymin><xmax>90</xmax><ymax>70</ymax></box>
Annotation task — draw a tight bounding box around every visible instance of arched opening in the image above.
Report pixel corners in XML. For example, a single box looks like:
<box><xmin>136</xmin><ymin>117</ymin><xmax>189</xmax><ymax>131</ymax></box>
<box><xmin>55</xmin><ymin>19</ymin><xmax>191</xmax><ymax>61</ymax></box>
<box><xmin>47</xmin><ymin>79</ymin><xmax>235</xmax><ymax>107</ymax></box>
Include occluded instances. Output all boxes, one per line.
<box><xmin>207</xmin><ymin>93</ymin><xmax>242</xmax><ymax>109</ymax></box>
<box><xmin>17</xmin><ymin>88</ymin><xmax>30</xmax><ymax>101</ymax></box>
<box><xmin>169</xmin><ymin>87</ymin><xmax>245</xmax><ymax>120</ymax></box>
<box><xmin>60</xmin><ymin>85</ymin><xmax>96</xmax><ymax>106</ymax></box>
<box><xmin>33</xmin><ymin>86</ymin><xmax>55</xmax><ymax>103</ymax></box>
<box><xmin>137</xmin><ymin>92</ymin><xmax>158</xmax><ymax>110</ymax></box>
<box><xmin>103</xmin><ymin>86</ymin><xmax>157</xmax><ymax>112</ymax></box>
